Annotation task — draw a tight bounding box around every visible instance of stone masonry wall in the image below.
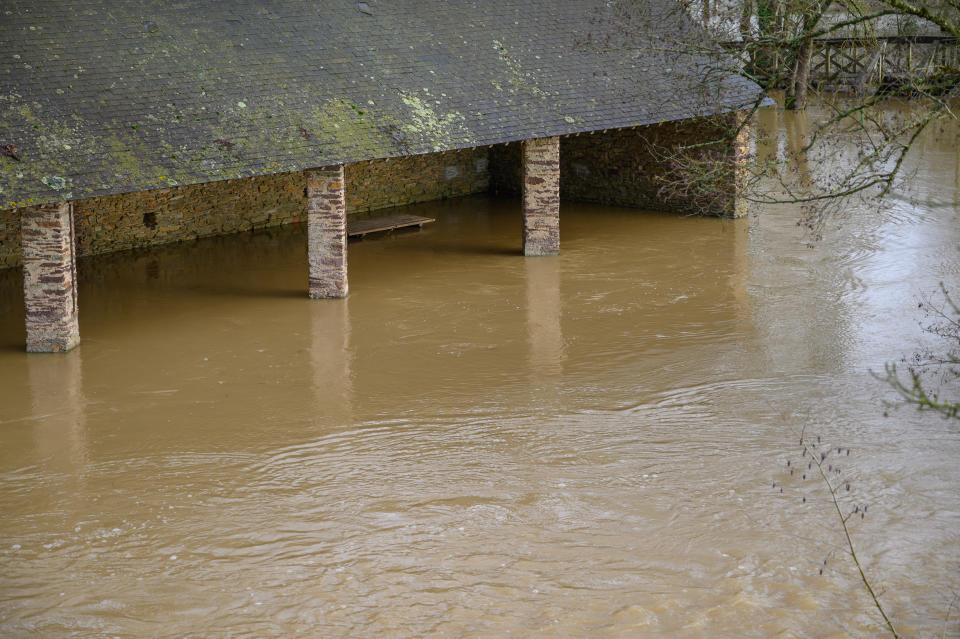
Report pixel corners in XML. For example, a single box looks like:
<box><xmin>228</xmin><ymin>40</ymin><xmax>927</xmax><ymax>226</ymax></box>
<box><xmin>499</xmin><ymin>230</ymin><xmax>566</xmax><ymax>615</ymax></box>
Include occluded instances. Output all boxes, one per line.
<box><xmin>76</xmin><ymin>173</ymin><xmax>306</xmax><ymax>259</ymax></box>
<box><xmin>521</xmin><ymin>137</ymin><xmax>560</xmax><ymax>256</ymax></box>
<box><xmin>347</xmin><ymin>148</ymin><xmax>489</xmax><ymax>216</ymax></box>
<box><xmin>0</xmin><ymin>148</ymin><xmax>490</xmax><ymax>269</ymax></box>
<box><xmin>560</xmin><ymin>116</ymin><xmax>746</xmax><ymax>217</ymax></box>
<box><xmin>488</xmin><ymin>116</ymin><xmax>747</xmax><ymax>217</ymax></box>
<box><xmin>0</xmin><ymin>209</ymin><xmax>20</xmax><ymax>269</ymax></box>
<box><xmin>21</xmin><ymin>202</ymin><xmax>80</xmax><ymax>352</ymax></box>
<box><xmin>306</xmin><ymin>166</ymin><xmax>348</xmax><ymax>299</ymax></box>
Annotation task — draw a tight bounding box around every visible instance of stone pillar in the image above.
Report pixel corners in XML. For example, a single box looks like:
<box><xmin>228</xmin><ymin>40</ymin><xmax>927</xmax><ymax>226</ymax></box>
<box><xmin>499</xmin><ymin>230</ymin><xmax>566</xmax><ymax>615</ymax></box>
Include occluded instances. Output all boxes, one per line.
<box><xmin>730</xmin><ymin>118</ymin><xmax>751</xmax><ymax>219</ymax></box>
<box><xmin>21</xmin><ymin>202</ymin><xmax>80</xmax><ymax>352</ymax></box>
<box><xmin>522</xmin><ymin>136</ymin><xmax>560</xmax><ymax>256</ymax></box>
<box><xmin>306</xmin><ymin>166</ymin><xmax>348</xmax><ymax>299</ymax></box>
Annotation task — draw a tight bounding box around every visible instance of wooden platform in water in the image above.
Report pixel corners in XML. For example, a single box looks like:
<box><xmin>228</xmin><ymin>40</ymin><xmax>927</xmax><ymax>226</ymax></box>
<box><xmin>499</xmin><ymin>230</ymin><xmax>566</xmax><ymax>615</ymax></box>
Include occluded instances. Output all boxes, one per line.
<box><xmin>347</xmin><ymin>214</ymin><xmax>435</xmax><ymax>238</ymax></box>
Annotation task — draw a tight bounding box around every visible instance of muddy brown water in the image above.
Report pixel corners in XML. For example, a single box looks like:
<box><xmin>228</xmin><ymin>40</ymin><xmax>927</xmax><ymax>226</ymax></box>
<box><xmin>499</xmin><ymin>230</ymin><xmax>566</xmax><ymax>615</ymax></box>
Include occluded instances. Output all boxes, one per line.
<box><xmin>1</xmin><ymin>109</ymin><xmax>958</xmax><ymax>637</ymax></box>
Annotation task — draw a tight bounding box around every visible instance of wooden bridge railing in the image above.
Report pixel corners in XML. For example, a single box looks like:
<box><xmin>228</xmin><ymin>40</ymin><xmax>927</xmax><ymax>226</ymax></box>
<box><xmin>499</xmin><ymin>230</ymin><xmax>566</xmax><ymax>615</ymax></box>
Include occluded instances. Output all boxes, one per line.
<box><xmin>722</xmin><ymin>35</ymin><xmax>959</xmax><ymax>92</ymax></box>
<box><xmin>810</xmin><ymin>36</ymin><xmax>959</xmax><ymax>90</ymax></box>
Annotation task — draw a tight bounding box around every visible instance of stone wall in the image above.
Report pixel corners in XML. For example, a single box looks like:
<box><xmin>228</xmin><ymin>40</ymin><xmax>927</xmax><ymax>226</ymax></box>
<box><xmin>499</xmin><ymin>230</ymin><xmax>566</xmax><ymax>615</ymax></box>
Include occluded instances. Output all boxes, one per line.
<box><xmin>560</xmin><ymin>116</ymin><xmax>745</xmax><ymax>217</ymax></box>
<box><xmin>21</xmin><ymin>202</ymin><xmax>80</xmax><ymax>352</ymax></box>
<box><xmin>75</xmin><ymin>173</ymin><xmax>307</xmax><ymax>260</ymax></box>
<box><xmin>521</xmin><ymin>137</ymin><xmax>560</xmax><ymax>256</ymax></box>
<box><xmin>0</xmin><ymin>148</ymin><xmax>490</xmax><ymax>269</ymax></box>
<box><xmin>0</xmin><ymin>209</ymin><xmax>20</xmax><ymax>269</ymax></box>
<box><xmin>0</xmin><ymin>118</ymin><xmax>748</xmax><ymax>270</ymax></box>
<box><xmin>489</xmin><ymin>116</ymin><xmax>747</xmax><ymax>217</ymax></box>
<box><xmin>347</xmin><ymin>149</ymin><xmax>489</xmax><ymax>216</ymax></box>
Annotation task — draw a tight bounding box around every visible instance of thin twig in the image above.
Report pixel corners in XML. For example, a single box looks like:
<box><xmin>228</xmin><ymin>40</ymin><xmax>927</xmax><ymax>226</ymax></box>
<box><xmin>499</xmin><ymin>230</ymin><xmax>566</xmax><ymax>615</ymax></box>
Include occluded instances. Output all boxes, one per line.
<box><xmin>803</xmin><ymin>438</ymin><xmax>902</xmax><ymax>638</ymax></box>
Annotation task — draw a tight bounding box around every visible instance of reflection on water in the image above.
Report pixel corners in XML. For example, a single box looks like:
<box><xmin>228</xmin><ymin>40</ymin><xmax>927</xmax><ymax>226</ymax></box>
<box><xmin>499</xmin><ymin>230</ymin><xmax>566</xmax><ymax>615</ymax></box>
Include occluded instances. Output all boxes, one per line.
<box><xmin>26</xmin><ymin>352</ymin><xmax>89</xmax><ymax>478</ymax></box>
<box><xmin>311</xmin><ymin>299</ymin><xmax>354</xmax><ymax>424</ymax></box>
<box><xmin>0</xmin><ymin>108</ymin><xmax>958</xmax><ymax>637</ymax></box>
<box><xmin>525</xmin><ymin>257</ymin><xmax>565</xmax><ymax>381</ymax></box>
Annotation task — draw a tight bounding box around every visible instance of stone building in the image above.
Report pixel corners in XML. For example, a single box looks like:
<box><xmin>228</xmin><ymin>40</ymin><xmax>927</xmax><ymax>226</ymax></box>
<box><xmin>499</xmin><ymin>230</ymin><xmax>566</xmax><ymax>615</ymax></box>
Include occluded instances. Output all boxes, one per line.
<box><xmin>0</xmin><ymin>0</ymin><xmax>764</xmax><ymax>352</ymax></box>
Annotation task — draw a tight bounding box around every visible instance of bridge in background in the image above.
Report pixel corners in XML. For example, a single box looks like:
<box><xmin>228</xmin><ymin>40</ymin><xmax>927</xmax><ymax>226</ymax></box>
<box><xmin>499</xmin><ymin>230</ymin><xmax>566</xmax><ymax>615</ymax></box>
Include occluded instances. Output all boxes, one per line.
<box><xmin>724</xmin><ymin>35</ymin><xmax>959</xmax><ymax>93</ymax></box>
<box><xmin>811</xmin><ymin>35</ymin><xmax>958</xmax><ymax>92</ymax></box>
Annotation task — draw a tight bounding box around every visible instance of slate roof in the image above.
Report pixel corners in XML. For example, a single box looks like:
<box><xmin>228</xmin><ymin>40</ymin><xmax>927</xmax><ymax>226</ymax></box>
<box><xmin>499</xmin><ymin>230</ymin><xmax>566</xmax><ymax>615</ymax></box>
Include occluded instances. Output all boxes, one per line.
<box><xmin>0</xmin><ymin>0</ymin><xmax>765</xmax><ymax>210</ymax></box>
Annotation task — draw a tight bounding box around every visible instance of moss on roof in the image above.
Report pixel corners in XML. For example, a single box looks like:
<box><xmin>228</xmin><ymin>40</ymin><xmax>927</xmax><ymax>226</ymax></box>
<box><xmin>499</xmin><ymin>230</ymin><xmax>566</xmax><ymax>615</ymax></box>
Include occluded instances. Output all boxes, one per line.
<box><xmin>0</xmin><ymin>0</ymin><xmax>764</xmax><ymax>210</ymax></box>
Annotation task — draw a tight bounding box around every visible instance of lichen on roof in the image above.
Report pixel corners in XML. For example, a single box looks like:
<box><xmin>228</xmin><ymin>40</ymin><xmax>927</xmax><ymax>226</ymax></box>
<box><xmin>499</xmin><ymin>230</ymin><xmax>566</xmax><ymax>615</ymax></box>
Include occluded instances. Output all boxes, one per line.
<box><xmin>0</xmin><ymin>0</ymin><xmax>764</xmax><ymax>210</ymax></box>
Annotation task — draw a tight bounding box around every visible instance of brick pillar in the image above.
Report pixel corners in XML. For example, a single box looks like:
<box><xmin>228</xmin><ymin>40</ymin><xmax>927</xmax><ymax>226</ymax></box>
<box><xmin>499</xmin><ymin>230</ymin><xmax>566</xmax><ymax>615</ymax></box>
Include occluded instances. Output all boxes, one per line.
<box><xmin>21</xmin><ymin>202</ymin><xmax>80</xmax><ymax>352</ymax></box>
<box><xmin>306</xmin><ymin>166</ymin><xmax>348</xmax><ymax>299</ymax></box>
<box><xmin>522</xmin><ymin>136</ymin><xmax>560</xmax><ymax>256</ymax></box>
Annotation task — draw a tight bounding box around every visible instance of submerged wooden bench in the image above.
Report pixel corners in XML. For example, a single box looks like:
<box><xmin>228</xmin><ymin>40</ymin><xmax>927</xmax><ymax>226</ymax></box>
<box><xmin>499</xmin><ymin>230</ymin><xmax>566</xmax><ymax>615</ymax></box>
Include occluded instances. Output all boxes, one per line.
<box><xmin>347</xmin><ymin>214</ymin><xmax>435</xmax><ymax>238</ymax></box>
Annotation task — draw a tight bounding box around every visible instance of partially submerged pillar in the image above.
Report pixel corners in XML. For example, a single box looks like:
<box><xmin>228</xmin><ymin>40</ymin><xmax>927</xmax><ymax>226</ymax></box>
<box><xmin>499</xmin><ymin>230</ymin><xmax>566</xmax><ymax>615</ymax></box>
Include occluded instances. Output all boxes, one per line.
<box><xmin>21</xmin><ymin>201</ymin><xmax>80</xmax><ymax>352</ymax></box>
<box><xmin>306</xmin><ymin>166</ymin><xmax>348</xmax><ymax>299</ymax></box>
<box><xmin>730</xmin><ymin>118</ymin><xmax>751</xmax><ymax>219</ymax></box>
<box><xmin>522</xmin><ymin>136</ymin><xmax>560</xmax><ymax>256</ymax></box>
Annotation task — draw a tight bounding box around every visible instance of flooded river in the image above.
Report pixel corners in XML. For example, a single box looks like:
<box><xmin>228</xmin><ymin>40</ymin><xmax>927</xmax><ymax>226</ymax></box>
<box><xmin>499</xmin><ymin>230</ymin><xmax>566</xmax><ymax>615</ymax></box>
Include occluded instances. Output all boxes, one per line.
<box><xmin>1</xmin><ymin>109</ymin><xmax>958</xmax><ymax>637</ymax></box>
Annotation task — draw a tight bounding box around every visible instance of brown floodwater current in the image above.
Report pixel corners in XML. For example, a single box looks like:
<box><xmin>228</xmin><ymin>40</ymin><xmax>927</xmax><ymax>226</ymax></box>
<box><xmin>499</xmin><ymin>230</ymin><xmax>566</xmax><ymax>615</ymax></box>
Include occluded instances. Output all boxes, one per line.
<box><xmin>1</xmin><ymin>108</ymin><xmax>958</xmax><ymax>637</ymax></box>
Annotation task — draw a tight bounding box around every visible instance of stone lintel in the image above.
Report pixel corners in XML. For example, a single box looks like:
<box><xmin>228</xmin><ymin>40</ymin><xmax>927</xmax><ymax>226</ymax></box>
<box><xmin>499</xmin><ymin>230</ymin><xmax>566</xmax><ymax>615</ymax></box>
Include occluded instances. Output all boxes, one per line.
<box><xmin>306</xmin><ymin>166</ymin><xmax>348</xmax><ymax>298</ymax></box>
<box><xmin>21</xmin><ymin>202</ymin><xmax>80</xmax><ymax>352</ymax></box>
<box><xmin>522</xmin><ymin>137</ymin><xmax>560</xmax><ymax>256</ymax></box>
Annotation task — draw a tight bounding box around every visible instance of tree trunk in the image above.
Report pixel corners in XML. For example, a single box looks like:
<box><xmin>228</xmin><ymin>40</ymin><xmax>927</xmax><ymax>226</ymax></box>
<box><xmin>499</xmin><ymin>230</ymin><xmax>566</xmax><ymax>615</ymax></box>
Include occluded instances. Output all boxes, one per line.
<box><xmin>791</xmin><ymin>40</ymin><xmax>813</xmax><ymax>110</ymax></box>
<box><xmin>785</xmin><ymin>54</ymin><xmax>799</xmax><ymax>108</ymax></box>
<box><xmin>754</xmin><ymin>0</ymin><xmax>777</xmax><ymax>83</ymax></box>
<box><xmin>756</xmin><ymin>0</ymin><xmax>775</xmax><ymax>34</ymax></box>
